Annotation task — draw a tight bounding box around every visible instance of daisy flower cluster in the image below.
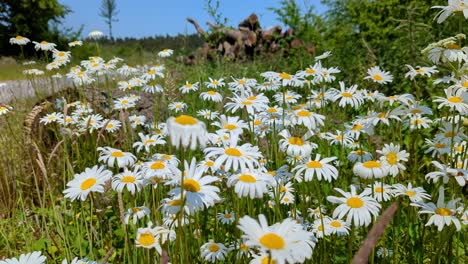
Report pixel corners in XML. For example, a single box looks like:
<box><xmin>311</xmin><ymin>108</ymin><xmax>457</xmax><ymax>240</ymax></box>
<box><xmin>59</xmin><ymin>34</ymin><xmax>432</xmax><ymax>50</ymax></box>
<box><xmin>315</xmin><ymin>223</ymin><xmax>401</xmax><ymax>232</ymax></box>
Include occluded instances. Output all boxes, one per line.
<box><xmin>6</xmin><ymin>3</ymin><xmax>468</xmax><ymax>263</ymax></box>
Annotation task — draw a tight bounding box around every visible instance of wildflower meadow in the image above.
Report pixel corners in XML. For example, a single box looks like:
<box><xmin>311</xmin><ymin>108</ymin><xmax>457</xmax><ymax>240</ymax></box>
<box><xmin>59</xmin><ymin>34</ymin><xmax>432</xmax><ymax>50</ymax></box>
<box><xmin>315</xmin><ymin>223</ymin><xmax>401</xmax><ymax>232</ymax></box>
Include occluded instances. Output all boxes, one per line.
<box><xmin>0</xmin><ymin>0</ymin><xmax>468</xmax><ymax>263</ymax></box>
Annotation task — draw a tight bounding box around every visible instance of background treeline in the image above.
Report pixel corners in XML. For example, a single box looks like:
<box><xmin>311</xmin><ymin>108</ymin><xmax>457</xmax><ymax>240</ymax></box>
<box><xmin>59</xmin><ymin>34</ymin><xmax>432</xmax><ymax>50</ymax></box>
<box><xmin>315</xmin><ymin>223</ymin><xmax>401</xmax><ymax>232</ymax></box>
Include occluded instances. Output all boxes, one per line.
<box><xmin>1</xmin><ymin>0</ymin><xmax>467</xmax><ymax>93</ymax></box>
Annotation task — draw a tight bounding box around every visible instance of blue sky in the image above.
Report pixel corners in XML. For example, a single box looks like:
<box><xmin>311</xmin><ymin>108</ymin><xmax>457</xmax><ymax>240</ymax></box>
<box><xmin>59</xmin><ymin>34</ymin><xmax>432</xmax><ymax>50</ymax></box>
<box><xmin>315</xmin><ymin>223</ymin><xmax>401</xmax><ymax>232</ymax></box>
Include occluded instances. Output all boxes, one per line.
<box><xmin>59</xmin><ymin>0</ymin><xmax>326</xmax><ymax>38</ymax></box>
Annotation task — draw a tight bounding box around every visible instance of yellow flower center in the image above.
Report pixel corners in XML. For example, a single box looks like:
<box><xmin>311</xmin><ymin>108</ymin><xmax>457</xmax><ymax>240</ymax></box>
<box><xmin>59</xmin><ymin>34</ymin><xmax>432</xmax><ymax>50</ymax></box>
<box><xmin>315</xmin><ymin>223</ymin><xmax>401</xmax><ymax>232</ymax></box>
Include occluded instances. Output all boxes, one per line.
<box><xmin>212</xmin><ymin>80</ymin><xmax>219</xmax><ymax>85</ymax></box>
<box><xmin>169</xmin><ymin>199</ymin><xmax>182</xmax><ymax>206</ymax></box>
<box><xmin>225</xmin><ymin>148</ymin><xmax>242</xmax><ymax>157</ymax></box>
<box><xmin>183</xmin><ymin>179</ymin><xmax>201</xmax><ymax>192</ymax></box>
<box><xmin>355</xmin><ymin>150</ymin><xmax>365</xmax><ymax>156</ymax></box>
<box><xmin>132</xmin><ymin>207</ymin><xmax>141</xmax><ymax>213</ymax></box>
<box><xmin>447</xmin><ymin>96</ymin><xmax>462</xmax><ymax>103</ymax></box>
<box><xmin>205</xmin><ymin>160</ymin><xmax>214</xmax><ymax>167</ymax></box>
<box><xmin>306</xmin><ymin>68</ymin><xmax>315</xmax><ymax>74</ymax></box>
<box><xmin>174</xmin><ymin>115</ymin><xmax>197</xmax><ymax>125</ymax></box>
<box><xmin>224</xmin><ymin>124</ymin><xmax>237</xmax><ymax>130</ymax></box>
<box><xmin>375</xmin><ymin>187</ymin><xmax>384</xmax><ymax>193</ymax></box>
<box><xmin>121</xmin><ymin>175</ymin><xmax>136</xmax><ymax>183</ymax></box>
<box><xmin>445</xmin><ymin>131</ymin><xmax>455</xmax><ymax>138</ymax></box>
<box><xmin>150</xmin><ymin>160</ymin><xmax>166</xmax><ymax>170</ymax></box>
<box><xmin>306</xmin><ymin>160</ymin><xmax>322</xmax><ymax>168</ymax></box>
<box><xmin>363</xmin><ymin>160</ymin><xmax>381</xmax><ymax>168</ymax></box>
<box><xmin>386</xmin><ymin>152</ymin><xmax>398</xmax><ymax>165</ymax></box>
<box><xmin>16</xmin><ymin>36</ymin><xmax>24</xmax><ymax>40</ymax></box>
<box><xmin>280</xmin><ymin>186</ymin><xmax>287</xmax><ymax>192</ymax></box>
<box><xmin>267</xmin><ymin>107</ymin><xmax>278</xmax><ymax>113</ymax></box>
<box><xmin>330</xmin><ymin>220</ymin><xmax>342</xmax><ymax>228</ymax></box>
<box><xmin>238</xmin><ymin>79</ymin><xmax>246</xmax><ymax>85</ymax></box>
<box><xmin>207</xmin><ymin>90</ymin><xmax>217</xmax><ymax>95</ymax></box>
<box><xmin>80</xmin><ymin>178</ymin><xmax>96</xmax><ymax>190</ymax></box>
<box><xmin>259</xmin><ymin>233</ymin><xmax>285</xmax><ymax>250</ymax></box>
<box><xmin>261</xmin><ymin>256</ymin><xmax>276</xmax><ymax>264</ymax></box>
<box><xmin>254</xmin><ymin>120</ymin><xmax>262</xmax><ymax>126</ymax></box>
<box><xmin>224</xmin><ymin>213</ymin><xmax>231</xmax><ymax>218</ymax></box>
<box><xmin>58</xmin><ymin>51</ymin><xmax>65</xmax><ymax>57</ymax></box>
<box><xmin>346</xmin><ymin>197</ymin><xmax>364</xmax><ymax>208</ymax></box>
<box><xmin>138</xmin><ymin>233</ymin><xmax>155</xmax><ymax>247</ymax></box>
<box><xmin>416</xmin><ymin>69</ymin><xmax>424</xmax><ymax>73</ymax></box>
<box><xmin>341</xmin><ymin>92</ymin><xmax>353</xmax><ymax>98</ymax></box>
<box><xmin>248</xmin><ymin>95</ymin><xmax>257</xmax><ymax>100</ymax></box>
<box><xmin>288</xmin><ymin>137</ymin><xmax>304</xmax><ymax>146</ymax></box>
<box><xmin>144</xmin><ymin>139</ymin><xmax>155</xmax><ymax>145</ymax></box>
<box><xmin>121</xmin><ymin>99</ymin><xmax>129</xmax><ymax>105</ymax></box>
<box><xmin>209</xmin><ymin>243</ymin><xmax>219</xmax><ymax>252</ymax></box>
<box><xmin>185</xmin><ymin>83</ymin><xmax>193</xmax><ymax>88</ymax></box>
<box><xmin>446</xmin><ymin>43</ymin><xmax>460</xmax><ymax>50</ymax></box>
<box><xmin>435</xmin><ymin>207</ymin><xmax>452</xmax><ymax>216</ymax></box>
<box><xmin>435</xmin><ymin>143</ymin><xmax>446</xmax><ymax>149</ymax></box>
<box><xmin>335</xmin><ymin>135</ymin><xmax>343</xmax><ymax>141</ymax></box>
<box><xmin>242</xmin><ymin>100</ymin><xmax>253</xmax><ymax>105</ymax></box>
<box><xmin>462</xmin><ymin>80</ymin><xmax>468</xmax><ymax>88</ymax></box>
<box><xmin>405</xmin><ymin>190</ymin><xmax>415</xmax><ymax>197</ymax></box>
<box><xmin>373</xmin><ymin>74</ymin><xmax>383</xmax><ymax>81</ymax></box>
<box><xmin>296</xmin><ymin>110</ymin><xmax>311</xmax><ymax>117</ymax></box>
<box><xmin>40</xmin><ymin>41</ymin><xmax>48</xmax><ymax>44</ymax></box>
<box><xmin>279</xmin><ymin>72</ymin><xmax>291</xmax><ymax>80</ymax></box>
<box><xmin>111</xmin><ymin>151</ymin><xmax>124</xmax><ymax>157</ymax></box>
<box><xmin>239</xmin><ymin>174</ymin><xmax>257</xmax><ymax>183</ymax></box>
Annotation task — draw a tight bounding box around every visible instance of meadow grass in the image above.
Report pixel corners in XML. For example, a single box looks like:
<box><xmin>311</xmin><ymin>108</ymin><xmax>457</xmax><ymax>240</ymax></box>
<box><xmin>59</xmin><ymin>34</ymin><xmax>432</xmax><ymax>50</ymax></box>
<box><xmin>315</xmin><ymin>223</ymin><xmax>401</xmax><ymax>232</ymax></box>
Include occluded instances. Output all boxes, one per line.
<box><xmin>1</xmin><ymin>24</ymin><xmax>468</xmax><ymax>264</ymax></box>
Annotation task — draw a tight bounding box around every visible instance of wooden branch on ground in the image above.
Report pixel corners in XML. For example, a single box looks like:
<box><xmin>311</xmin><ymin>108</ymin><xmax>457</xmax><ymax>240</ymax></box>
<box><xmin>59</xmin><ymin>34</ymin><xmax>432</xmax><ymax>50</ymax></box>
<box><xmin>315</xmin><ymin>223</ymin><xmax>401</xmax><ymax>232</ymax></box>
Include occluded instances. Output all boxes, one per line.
<box><xmin>352</xmin><ymin>202</ymin><xmax>399</xmax><ymax>264</ymax></box>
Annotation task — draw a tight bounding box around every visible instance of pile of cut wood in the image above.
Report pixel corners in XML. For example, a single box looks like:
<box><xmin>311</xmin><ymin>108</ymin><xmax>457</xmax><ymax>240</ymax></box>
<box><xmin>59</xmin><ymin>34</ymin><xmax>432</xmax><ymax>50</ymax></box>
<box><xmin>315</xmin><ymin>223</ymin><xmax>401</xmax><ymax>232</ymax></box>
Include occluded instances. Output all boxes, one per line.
<box><xmin>183</xmin><ymin>13</ymin><xmax>315</xmax><ymax>64</ymax></box>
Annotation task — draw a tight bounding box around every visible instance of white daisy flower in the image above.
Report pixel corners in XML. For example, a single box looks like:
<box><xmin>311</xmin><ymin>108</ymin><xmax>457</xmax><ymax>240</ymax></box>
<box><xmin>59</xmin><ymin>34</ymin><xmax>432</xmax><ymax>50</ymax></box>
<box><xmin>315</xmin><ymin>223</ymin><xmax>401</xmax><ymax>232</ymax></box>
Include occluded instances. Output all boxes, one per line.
<box><xmin>392</xmin><ymin>183</ymin><xmax>431</xmax><ymax>202</ymax></box>
<box><xmin>63</xmin><ymin>165</ymin><xmax>112</xmax><ymax>201</ymax></box>
<box><xmin>166</xmin><ymin>114</ymin><xmax>207</xmax><ymax>150</ymax></box>
<box><xmin>205</xmin><ymin>77</ymin><xmax>225</xmax><ymax>89</ymax></box>
<box><xmin>353</xmin><ymin>160</ymin><xmax>389</xmax><ymax>179</ymax></box>
<box><xmin>200</xmin><ymin>240</ymin><xmax>229</xmax><ymax>262</ymax></box>
<box><xmin>327</xmin><ymin>185</ymin><xmax>381</xmax><ymax>227</ymax></box>
<box><xmin>203</xmin><ymin>136</ymin><xmax>262</xmax><ymax>172</ymax></box>
<box><xmin>377</xmin><ymin>143</ymin><xmax>409</xmax><ymax>177</ymax></box>
<box><xmin>293</xmin><ymin>154</ymin><xmax>339</xmax><ymax>182</ymax></box>
<box><xmin>124</xmin><ymin>206</ymin><xmax>150</xmax><ymax>224</ymax></box>
<box><xmin>217</xmin><ymin>210</ymin><xmax>235</xmax><ymax>224</ymax></box>
<box><xmin>431</xmin><ymin>0</ymin><xmax>468</xmax><ymax>24</ymax></box>
<box><xmin>32</xmin><ymin>40</ymin><xmax>56</xmax><ymax>51</ymax></box>
<box><xmin>0</xmin><ymin>251</ymin><xmax>46</xmax><ymax>264</ymax></box>
<box><xmin>112</xmin><ymin>168</ymin><xmax>144</xmax><ymax>195</ymax></box>
<box><xmin>433</xmin><ymin>87</ymin><xmax>468</xmax><ymax>114</ymax></box>
<box><xmin>133</xmin><ymin>133</ymin><xmax>166</xmax><ymax>153</ymax></box>
<box><xmin>365</xmin><ymin>182</ymin><xmax>393</xmax><ymax>202</ymax></box>
<box><xmin>88</xmin><ymin>30</ymin><xmax>104</xmax><ymax>40</ymax></box>
<box><xmin>364</xmin><ymin>66</ymin><xmax>393</xmax><ymax>84</ymax></box>
<box><xmin>200</xmin><ymin>90</ymin><xmax>223</xmax><ymax>102</ymax></box>
<box><xmin>97</xmin><ymin>146</ymin><xmax>137</xmax><ymax>168</ymax></box>
<box><xmin>237</xmin><ymin>214</ymin><xmax>316</xmax><ymax>264</ymax></box>
<box><xmin>40</xmin><ymin>112</ymin><xmax>64</xmax><ymax>125</ymax></box>
<box><xmin>412</xmin><ymin>187</ymin><xmax>462</xmax><ymax>231</ymax></box>
<box><xmin>278</xmin><ymin>129</ymin><xmax>316</xmax><ymax>157</ymax></box>
<box><xmin>158</xmin><ymin>48</ymin><xmax>174</xmax><ymax>57</ymax></box>
<box><xmin>168</xmin><ymin>158</ymin><xmax>221</xmax><ymax>213</ymax></box>
<box><xmin>329</xmin><ymin>81</ymin><xmax>364</xmax><ymax>108</ymax></box>
<box><xmin>227</xmin><ymin>169</ymin><xmax>274</xmax><ymax>199</ymax></box>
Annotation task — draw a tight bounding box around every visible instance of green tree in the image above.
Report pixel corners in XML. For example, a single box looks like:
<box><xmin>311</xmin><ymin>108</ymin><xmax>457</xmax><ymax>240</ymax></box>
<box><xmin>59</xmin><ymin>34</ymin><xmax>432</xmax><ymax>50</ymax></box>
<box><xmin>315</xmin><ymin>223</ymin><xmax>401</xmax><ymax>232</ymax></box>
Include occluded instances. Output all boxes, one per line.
<box><xmin>320</xmin><ymin>0</ymin><xmax>467</xmax><ymax>93</ymax></box>
<box><xmin>99</xmin><ymin>0</ymin><xmax>119</xmax><ymax>42</ymax></box>
<box><xmin>0</xmin><ymin>0</ymin><xmax>70</xmax><ymax>55</ymax></box>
